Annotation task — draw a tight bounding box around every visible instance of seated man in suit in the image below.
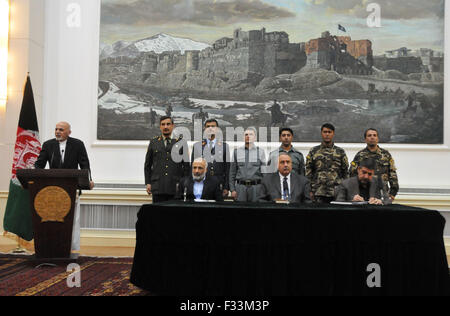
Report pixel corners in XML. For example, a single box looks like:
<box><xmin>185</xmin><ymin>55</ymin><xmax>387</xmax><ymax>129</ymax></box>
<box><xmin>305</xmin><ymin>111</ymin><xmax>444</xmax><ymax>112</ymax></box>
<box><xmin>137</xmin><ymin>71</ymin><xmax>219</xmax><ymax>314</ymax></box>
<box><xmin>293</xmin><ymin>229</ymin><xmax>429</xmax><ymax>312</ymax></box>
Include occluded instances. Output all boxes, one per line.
<box><xmin>258</xmin><ymin>153</ymin><xmax>311</xmax><ymax>203</ymax></box>
<box><xmin>335</xmin><ymin>158</ymin><xmax>384</xmax><ymax>205</ymax></box>
<box><xmin>177</xmin><ymin>158</ymin><xmax>223</xmax><ymax>202</ymax></box>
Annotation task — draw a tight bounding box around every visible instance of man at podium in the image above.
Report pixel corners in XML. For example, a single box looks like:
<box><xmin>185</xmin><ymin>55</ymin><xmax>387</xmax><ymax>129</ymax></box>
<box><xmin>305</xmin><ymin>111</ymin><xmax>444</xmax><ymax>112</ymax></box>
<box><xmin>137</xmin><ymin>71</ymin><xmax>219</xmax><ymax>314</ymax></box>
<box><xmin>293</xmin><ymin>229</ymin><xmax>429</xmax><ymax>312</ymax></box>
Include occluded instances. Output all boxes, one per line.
<box><xmin>35</xmin><ymin>122</ymin><xmax>93</xmax><ymax>187</ymax></box>
<box><xmin>34</xmin><ymin>121</ymin><xmax>94</xmax><ymax>251</ymax></box>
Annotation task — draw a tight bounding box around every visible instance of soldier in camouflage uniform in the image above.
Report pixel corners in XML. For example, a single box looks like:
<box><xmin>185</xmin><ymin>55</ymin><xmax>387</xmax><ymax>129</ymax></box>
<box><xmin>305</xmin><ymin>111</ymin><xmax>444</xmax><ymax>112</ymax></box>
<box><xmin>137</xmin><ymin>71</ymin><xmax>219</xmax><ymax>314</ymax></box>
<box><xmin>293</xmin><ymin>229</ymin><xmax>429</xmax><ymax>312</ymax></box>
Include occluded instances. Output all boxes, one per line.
<box><xmin>306</xmin><ymin>123</ymin><xmax>349</xmax><ymax>203</ymax></box>
<box><xmin>350</xmin><ymin>128</ymin><xmax>399</xmax><ymax>200</ymax></box>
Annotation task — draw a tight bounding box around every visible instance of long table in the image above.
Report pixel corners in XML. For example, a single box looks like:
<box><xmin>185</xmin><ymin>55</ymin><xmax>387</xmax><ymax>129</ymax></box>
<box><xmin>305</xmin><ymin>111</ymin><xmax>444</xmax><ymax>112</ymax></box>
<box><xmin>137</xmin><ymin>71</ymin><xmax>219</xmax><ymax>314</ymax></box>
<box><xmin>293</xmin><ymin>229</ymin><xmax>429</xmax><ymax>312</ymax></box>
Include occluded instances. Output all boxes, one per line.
<box><xmin>130</xmin><ymin>202</ymin><xmax>450</xmax><ymax>296</ymax></box>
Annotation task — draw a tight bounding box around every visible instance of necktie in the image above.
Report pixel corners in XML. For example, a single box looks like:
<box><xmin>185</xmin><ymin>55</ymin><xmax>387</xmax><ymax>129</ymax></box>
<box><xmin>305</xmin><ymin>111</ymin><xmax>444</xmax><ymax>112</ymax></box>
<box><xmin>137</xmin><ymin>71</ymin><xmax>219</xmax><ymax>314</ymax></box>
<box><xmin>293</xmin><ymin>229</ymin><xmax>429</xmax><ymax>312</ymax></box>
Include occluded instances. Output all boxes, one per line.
<box><xmin>165</xmin><ymin>138</ymin><xmax>171</xmax><ymax>149</ymax></box>
<box><xmin>283</xmin><ymin>177</ymin><xmax>289</xmax><ymax>200</ymax></box>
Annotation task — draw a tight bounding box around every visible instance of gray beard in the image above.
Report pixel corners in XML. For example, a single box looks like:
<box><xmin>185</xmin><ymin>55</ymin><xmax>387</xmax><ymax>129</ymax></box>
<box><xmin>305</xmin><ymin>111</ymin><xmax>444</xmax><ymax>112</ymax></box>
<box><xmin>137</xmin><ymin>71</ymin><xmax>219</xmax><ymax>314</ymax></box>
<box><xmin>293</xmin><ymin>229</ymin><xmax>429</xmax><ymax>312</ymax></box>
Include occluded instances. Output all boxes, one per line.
<box><xmin>193</xmin><ymin>174</ymin><xmax>205</xmax><ymax>182</ymax></box>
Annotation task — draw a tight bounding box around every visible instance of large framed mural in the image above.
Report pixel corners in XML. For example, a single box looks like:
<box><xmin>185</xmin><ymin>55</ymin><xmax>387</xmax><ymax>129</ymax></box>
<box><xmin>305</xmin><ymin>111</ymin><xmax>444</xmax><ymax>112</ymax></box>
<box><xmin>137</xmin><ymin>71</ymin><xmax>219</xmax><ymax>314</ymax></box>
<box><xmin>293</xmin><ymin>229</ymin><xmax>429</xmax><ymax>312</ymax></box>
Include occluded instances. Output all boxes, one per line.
<box><xmin>98</xmin><ymin>0</ymin><xmax>444</xmax><ymax>144</ymax></box>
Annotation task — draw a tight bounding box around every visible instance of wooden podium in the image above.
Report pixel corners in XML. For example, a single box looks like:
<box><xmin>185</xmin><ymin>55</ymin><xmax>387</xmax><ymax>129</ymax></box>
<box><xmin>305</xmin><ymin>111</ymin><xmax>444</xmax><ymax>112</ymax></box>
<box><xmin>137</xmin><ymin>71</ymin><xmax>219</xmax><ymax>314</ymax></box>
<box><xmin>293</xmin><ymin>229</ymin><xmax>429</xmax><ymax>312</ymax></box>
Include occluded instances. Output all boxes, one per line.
<box><xmin>17</xmin><ymin>169</ymin><xmax>90</xmax><ymax>260</ymax></box>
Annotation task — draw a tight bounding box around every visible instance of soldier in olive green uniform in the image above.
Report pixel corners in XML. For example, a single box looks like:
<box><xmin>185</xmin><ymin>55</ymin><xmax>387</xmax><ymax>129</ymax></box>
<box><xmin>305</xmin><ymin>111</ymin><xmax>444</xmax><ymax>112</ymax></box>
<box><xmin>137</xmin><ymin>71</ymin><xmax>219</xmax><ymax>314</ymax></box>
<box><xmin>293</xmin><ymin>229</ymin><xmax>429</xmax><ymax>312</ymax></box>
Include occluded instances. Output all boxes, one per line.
<box><xmin>306</xmin><ymin>123</ymin><xmax>349</xmax><ymax>203</ymax></box>
<box><xmin>145</xmin><ymin>116</ymin><xmax>189</xmax><ymax>203</ymax></box>
<box><xmin>350</xmin><ymin>128</ymin><xmax>399</xmax><ymax>200</ymax></box>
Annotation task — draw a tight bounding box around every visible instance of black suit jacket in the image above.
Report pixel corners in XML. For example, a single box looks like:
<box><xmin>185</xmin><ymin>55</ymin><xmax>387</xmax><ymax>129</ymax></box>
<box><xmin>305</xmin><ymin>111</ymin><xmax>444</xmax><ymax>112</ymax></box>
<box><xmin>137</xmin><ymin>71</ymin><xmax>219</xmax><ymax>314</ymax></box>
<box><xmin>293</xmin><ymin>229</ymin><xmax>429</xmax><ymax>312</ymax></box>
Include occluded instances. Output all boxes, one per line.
<box><xmin>191</xmin><ymin>140</ymin><xmax>230</xmax><ymax>190</ymax></box>
<box><xmin>258</xmin><ymin>172</ymin><xmax>311</xmax><ymax>203</ymax></box>
<box><xmin>176</xmin><ymin>175</ymin><xmax>223</xmax><ymax>201</ymax></box>
<box><xmin>34</xmin><ymin>137</ymin><xmax>91</xmax><ymax>179</ymax></box>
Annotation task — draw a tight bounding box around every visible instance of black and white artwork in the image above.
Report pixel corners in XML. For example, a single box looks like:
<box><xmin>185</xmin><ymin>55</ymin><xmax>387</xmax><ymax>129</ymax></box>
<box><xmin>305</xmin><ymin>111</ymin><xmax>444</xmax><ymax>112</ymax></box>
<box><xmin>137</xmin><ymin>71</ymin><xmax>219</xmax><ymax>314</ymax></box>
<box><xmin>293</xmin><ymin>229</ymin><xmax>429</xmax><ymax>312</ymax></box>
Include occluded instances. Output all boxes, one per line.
<box><xmin>98</xmin><ymin>0</ymin><xmax>444</xmax><ymax>144</ymax></box>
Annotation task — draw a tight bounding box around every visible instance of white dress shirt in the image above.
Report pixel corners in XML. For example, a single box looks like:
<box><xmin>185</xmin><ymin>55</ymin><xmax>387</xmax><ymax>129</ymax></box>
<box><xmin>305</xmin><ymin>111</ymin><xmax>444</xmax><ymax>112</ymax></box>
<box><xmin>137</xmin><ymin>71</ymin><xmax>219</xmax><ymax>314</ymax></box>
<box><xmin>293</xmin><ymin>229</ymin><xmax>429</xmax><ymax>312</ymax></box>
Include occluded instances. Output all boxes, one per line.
<box><xmin>206</xmin><ymin>138</ymin><xmax>216</xmax><ymax>149</ymax></box>
<box><xmin>59</xmin><ymin>140</ymin><xmax>67</xmax><ymax>164</ymax></box>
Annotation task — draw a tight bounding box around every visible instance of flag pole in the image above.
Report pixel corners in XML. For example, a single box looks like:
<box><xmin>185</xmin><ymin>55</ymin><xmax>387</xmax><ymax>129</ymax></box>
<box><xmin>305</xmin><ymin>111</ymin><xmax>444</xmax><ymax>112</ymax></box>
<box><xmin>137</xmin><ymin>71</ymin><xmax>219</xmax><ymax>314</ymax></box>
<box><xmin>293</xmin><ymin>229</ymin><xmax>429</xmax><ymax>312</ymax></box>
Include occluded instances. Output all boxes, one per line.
<box><xmin>11</xmin><ymin>235</ymin><xmax>29</xmax><ymax>254</ymax></box>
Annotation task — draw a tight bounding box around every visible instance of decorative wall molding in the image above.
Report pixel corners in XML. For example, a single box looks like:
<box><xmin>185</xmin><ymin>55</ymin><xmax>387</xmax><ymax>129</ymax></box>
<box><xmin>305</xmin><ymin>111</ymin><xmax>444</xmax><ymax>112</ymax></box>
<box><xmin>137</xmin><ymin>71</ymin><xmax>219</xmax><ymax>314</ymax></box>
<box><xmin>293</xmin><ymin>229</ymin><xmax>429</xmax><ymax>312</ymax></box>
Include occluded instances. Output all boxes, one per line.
<box><xmin>2</xmin><ymin>189</ymin><xmax>450</xmax><ymax>210</ymax></box>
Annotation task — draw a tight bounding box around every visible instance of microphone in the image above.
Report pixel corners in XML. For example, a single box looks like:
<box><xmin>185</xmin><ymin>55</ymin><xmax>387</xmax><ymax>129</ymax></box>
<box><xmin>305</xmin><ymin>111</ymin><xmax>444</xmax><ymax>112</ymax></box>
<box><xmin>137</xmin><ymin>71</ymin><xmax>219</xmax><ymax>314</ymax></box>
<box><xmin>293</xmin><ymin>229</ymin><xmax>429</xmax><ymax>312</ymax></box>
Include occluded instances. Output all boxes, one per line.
<box><xmin>183</xmin><ymin>177</ymin><xmax>189</xmax><ymax>202</ymax></box>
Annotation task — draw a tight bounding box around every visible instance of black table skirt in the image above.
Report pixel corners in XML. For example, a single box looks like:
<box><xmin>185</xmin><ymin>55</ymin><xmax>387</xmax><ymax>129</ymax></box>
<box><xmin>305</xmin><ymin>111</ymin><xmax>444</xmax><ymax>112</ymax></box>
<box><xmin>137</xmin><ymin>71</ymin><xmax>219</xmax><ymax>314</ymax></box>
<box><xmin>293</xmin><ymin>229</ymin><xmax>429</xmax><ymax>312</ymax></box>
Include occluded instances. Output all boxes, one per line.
<box><xmin>130</xmin><ymin>202</ymin><xmax>450</xmax><ymax>296</ymax></box>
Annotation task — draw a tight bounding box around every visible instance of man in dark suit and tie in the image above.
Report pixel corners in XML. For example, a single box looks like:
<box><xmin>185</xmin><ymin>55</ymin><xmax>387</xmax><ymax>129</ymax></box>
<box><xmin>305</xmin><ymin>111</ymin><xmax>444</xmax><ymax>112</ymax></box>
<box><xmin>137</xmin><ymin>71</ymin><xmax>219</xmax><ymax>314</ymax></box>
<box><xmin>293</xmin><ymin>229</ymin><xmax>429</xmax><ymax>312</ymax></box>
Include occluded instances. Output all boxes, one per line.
<box><xmin>34</xmin><ymin>121</ymin><xmax>94</xmax><ymax>252</ymax></box>
<box><xmin>258</xmin><ymin>153</ymin><xmax>311</xmax><ymax>203</ymax></box>
<box><xmin>177</xmin><ymin>158</ymin><xmax>223</xmax><ymax>201</ymax></box>
<box><xmin>34</xmin><ymin>121</ymin><xmax>94</xmax><ymax>189</ymax></box>
<box><xmin>191</xmin><ymin>119</ymin><xmax>230</xmax><ymax>198</ymax></box>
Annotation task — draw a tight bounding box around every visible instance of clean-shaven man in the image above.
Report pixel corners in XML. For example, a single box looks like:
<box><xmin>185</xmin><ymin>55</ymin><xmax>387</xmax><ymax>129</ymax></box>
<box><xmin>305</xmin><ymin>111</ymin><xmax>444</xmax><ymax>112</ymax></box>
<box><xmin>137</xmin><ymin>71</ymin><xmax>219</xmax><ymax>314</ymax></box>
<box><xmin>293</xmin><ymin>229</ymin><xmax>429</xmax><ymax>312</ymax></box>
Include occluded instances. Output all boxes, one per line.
<box><xmin>259</xmin><ymin>153</ymin><xmax>311</xmax><ymax>203</ymax></box>
<box><xmin>35</xmin><ymin>121</ymin><xmax>94</xmax><ymax>252</ymax></box>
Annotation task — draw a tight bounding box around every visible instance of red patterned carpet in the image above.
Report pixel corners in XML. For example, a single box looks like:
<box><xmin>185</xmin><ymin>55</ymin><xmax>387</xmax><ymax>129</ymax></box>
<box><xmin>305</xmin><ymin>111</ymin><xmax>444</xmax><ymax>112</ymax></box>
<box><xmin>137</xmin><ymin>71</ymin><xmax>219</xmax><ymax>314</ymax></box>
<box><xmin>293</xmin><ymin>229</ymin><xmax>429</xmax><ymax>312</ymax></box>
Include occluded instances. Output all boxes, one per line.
<box><xmin>0</xmin><ymin>254</ymin><xmax>150</xmax><ymax>296</ymax></box>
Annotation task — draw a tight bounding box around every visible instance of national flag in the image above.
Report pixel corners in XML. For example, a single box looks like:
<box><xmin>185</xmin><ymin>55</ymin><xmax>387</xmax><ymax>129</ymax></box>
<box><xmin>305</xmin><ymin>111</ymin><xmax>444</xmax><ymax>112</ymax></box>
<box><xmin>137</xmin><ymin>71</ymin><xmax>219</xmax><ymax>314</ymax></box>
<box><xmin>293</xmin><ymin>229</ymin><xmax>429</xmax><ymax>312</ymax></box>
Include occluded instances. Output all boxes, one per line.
<box><xmin>338</xmin><ymin>24</ymin><xmax>347</xmax><ymax>32</ymax></box>
<box><xmin>3</xmin><ymin>76</ymin><xmax>41</xmax><ymax>241</ymax></box>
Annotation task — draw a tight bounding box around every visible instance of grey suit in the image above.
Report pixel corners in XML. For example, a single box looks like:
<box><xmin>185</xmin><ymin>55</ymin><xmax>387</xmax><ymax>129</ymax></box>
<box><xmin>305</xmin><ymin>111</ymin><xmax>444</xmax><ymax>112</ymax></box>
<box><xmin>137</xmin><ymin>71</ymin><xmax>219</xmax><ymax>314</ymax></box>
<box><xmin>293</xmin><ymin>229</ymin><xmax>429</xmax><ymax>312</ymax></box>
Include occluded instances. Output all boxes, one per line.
<box><xmin>230</xmin><ymin>145</ymin><xmax>266</xmax><ymax>202</ymax></box>
<box><xmin>335</xmin><ymin>176</ymin><xmax>384</xmax><ymax>202</ymax></box>
<box><xmin>258</xmin><ymin>172</ymin><xmax>312</xmax><ymax>203</ymax></box>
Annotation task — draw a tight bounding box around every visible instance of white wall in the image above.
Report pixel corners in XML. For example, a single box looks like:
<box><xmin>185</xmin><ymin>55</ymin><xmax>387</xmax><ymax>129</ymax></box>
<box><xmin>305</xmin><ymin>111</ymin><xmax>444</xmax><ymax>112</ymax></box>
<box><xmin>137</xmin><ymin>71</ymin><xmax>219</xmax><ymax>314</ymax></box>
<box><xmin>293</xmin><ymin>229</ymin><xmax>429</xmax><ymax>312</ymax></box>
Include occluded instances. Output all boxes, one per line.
<box><xmin>24</xmin><ymin>0</ymin><xmax>450</xmax><ymax>188</ymax></box>
<box><xmin>0</xmin><ymin>0</ymin><xmax>45</xmax><ymax>191</ymax></box>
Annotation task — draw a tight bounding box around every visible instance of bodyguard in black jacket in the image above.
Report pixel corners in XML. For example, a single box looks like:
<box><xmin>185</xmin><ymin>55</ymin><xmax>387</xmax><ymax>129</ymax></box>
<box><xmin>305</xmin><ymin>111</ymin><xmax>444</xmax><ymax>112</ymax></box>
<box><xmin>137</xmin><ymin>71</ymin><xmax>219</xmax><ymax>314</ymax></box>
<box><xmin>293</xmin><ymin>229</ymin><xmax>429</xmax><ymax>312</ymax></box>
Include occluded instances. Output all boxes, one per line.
<box><xmin>191</xmin><ymin>119</ymin><xmax>230</xmax><ymax>197</ymax></box>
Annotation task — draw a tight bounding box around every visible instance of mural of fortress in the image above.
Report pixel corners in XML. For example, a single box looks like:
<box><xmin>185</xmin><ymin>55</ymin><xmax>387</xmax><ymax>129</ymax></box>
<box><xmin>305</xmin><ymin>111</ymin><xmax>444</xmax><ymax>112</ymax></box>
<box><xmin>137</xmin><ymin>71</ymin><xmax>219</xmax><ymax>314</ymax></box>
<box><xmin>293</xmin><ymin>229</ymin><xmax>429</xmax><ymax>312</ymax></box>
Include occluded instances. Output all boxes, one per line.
<box><xmin>137</xmin><ymin>28</ymin><xmax>308</xmax><ymax>84</ymax></box>
<box><xmin>100</xmin><ymin>28</ymin><xmax>443</xmax><ymax>88</ymax></box>
<box><xmin>305</xmin><ymin>31</ymin><xmax>373</xmax><ymax>74</ymax></box>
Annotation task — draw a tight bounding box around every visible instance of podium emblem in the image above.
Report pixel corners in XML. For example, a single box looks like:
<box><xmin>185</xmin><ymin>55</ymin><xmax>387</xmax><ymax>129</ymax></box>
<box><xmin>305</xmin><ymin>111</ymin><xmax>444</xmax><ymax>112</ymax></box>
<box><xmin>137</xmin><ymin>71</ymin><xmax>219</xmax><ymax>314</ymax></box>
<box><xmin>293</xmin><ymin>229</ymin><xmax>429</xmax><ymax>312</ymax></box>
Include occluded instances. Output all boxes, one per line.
<box><xmin>34</xmin><ymin>186</ymin><xmax>72</xmax><ymax>223</ymax></box>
